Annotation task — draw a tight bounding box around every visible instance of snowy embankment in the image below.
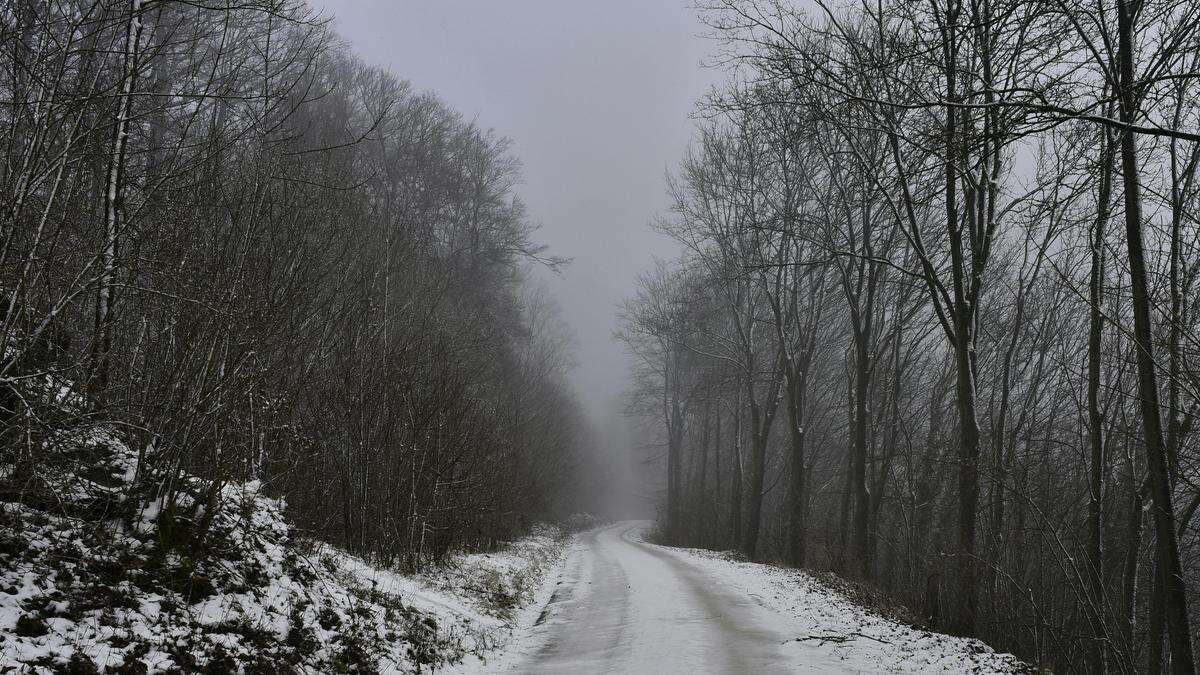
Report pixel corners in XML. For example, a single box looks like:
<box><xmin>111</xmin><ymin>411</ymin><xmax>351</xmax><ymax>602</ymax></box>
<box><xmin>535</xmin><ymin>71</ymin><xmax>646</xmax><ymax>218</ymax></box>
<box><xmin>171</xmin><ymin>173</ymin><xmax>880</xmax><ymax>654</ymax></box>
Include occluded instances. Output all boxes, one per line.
<box><xmin>0</xmin><ymin>421</ymin><xmax>572</xmax><ymax>673</ymax></box>
<box><xmin>328</xmin><ymin>528</ymin><xmax>572</xmax><ymax>674</ymax></box>
<box><xmin>660</xmin><ymin>538</ymin><xmax>1027</xmax><ymax>673</ymax></box>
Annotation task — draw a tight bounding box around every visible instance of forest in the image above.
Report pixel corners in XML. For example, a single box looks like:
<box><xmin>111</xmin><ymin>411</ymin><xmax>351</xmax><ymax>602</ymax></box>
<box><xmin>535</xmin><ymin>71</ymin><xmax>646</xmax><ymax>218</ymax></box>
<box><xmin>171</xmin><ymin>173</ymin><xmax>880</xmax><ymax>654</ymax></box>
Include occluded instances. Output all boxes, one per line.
<box><xmin>0</xmin><ymin>0</ymin><xmax>591</xmax><ymax>570</ymax></box>
<box><xmin>7</xmin><ymin>0</ymin><xmax>1200</xmax><ymax>672</ymax></box>
<box><xmin>618</xmin><ymin>0</ymin><xmax>1200</xmax><ymax>672</ymax></box>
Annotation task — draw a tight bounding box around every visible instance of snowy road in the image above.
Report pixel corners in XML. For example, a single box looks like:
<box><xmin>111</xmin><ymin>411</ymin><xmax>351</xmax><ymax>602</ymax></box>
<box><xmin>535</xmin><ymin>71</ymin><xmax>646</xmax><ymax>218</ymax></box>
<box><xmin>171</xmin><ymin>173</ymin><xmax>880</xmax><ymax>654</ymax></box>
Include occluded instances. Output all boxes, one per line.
<box><xmin>482</xmin><ymin>521</ymin><xmax>1025</xmax><ymax>675</ymax></box>
<box><xmin>517</xmin><ymin>521</ymin><xmax>804</xmax><ymax>674</ymax></box>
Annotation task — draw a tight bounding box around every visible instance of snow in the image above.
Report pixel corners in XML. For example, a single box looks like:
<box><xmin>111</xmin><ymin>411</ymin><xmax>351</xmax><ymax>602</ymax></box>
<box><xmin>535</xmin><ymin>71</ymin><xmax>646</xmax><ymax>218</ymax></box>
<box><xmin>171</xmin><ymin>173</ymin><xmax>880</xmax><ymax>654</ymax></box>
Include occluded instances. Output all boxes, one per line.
<box><xmin>0</xmin><ymin>371</ymin><xmax>1028</xmax><ymax>673</ymax></box>
<box><xmin>0</xmin><ymin>419</ymin><xmax>573</xmax><ymax>673</ymax></box>
<box><xmin>672</xmin><ymin>541</ymin><xmax>1027</xmax><ymax>672</ymax></box>
<box><xmin>2</xmin><ymin>452</ymin><xmax>1029</xmax><ymax>675</ymax></box>
<box><xmin>474</xmin><ymin>521</ymin><xmax>1027</xmax><ymax>674</ymax></box>
<box><xmin>445</xmin><ymin>531</ymin><xmax>573</xmax><ymax>675</ymax></box>
<box><xmin>326</xmin><ymin>524</ymin><xmax>572</xmax><ymax>669</ymax></box>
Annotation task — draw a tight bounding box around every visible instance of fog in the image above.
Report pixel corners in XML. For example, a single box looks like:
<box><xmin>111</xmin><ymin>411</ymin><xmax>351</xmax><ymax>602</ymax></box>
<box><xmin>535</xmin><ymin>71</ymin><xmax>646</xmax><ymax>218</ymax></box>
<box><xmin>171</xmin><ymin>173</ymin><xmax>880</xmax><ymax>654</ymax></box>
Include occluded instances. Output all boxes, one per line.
<box><xmin>317</xmin><ymin>1</ymin><xmax>721</xmax><ymax>514</ymax></box>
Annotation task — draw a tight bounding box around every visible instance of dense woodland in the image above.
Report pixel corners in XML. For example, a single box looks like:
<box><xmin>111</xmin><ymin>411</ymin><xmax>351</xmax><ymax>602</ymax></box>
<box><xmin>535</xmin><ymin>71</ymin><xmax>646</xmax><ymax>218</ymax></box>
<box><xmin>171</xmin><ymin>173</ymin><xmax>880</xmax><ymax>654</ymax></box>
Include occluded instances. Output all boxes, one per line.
<box><xmin>620</xmin><ymin>0</ymin><xmax>1200</xmax><ymax>672</ymax></box>
<box><xmin>0</xmin><ymin>0</ymin><xmax>592</xmax><ymax>569</ymax></box>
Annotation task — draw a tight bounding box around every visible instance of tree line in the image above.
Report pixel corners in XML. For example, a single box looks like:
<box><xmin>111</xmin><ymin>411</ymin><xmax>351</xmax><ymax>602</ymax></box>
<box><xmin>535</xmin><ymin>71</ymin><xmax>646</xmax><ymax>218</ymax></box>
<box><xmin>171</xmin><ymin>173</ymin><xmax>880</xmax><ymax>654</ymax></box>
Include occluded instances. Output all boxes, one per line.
<box><xmin>619</xmin><ymin>0</ymin><xmax>1200</xmax><ymax>671</ymax></box>
<box><xmin>0</xmin><ymin>0</ymin><xmax>592</xmax><ymax>570</ymax></box>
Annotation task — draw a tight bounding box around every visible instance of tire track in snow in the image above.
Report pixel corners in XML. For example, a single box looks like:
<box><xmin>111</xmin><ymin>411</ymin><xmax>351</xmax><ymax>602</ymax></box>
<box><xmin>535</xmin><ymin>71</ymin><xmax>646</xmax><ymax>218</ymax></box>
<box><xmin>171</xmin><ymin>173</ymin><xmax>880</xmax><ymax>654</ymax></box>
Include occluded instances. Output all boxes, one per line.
<box><xmin>524</xmin><ymin>523</ymin><xmax>632</xmax><ymax>673</ymax></box>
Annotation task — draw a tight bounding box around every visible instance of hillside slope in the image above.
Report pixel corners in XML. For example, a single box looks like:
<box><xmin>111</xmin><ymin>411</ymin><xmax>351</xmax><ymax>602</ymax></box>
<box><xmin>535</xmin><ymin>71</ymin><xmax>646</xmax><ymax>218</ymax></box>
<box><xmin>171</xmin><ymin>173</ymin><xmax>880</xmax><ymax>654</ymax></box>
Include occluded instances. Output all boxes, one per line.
<box><xmin>0</xmin><ymin>421</ymin><xmax>570</xmax><ymax>674</ymax></box>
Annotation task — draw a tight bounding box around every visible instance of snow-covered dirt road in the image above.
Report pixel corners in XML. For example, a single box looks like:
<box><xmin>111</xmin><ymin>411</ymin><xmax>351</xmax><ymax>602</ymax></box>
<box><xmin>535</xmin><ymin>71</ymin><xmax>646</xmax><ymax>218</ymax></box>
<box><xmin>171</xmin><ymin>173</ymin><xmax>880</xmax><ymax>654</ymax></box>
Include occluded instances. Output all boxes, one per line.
<box><xmin>478</xmin><ymin>521</ymin><xmax>1025</xmax><ymax>674</ymax></box>
<box><xmin>522</xmin><ymin>521</ymin><xmax>792</xmax><ymax>673</ymax></box>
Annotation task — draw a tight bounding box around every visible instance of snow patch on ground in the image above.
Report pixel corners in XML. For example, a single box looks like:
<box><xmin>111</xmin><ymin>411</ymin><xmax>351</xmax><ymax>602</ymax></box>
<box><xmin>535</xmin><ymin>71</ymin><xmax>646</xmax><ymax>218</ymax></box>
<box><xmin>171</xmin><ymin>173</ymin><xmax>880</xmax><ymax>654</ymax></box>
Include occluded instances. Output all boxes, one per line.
<box><xmin>657</xmin><ymin>537</ymin><xmax>1027</xmax><ymax>673</ymax></box>
<box><xmin>327</xmin><ymin>524</ymin><xmax>572</xmax><ymax>670</ymax></box>
<box><xmin>443</xmin><ymin>533</ymin><xmax>580</xmax><ymax>674</ymax></box>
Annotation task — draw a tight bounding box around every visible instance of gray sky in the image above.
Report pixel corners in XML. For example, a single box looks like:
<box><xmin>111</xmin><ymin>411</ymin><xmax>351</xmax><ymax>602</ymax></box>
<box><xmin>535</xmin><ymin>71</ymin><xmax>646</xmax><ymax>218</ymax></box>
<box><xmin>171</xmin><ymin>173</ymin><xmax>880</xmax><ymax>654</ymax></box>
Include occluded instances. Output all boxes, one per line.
<box><xmin>317</xmin><ymin>1</ymin><xmax>720</xmax><ymax>481</ymax></box>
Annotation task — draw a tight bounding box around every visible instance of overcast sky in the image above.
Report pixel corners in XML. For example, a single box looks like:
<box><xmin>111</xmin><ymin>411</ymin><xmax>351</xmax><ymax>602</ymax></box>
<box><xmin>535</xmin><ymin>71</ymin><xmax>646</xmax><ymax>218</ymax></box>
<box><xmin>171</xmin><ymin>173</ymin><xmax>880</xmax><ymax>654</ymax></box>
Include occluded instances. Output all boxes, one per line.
<box><xmin>315</xmin><ymin>1</ymin><xmax>721</xmax><ymax>479</ymax></box>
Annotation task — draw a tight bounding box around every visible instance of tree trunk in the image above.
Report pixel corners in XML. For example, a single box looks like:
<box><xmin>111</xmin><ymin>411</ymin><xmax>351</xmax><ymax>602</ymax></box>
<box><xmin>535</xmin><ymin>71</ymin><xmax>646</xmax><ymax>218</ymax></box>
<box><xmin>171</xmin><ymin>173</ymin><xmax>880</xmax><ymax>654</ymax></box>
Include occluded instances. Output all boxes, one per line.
<box><xmin>1121</xmin><ymin>442</ymin><xmax>1142</xmax><ymax>661</ymax></box>
<box><xmin>786</xmin><ymin>368</ymin><xmax>808</xmax><ymax>566</ymax></box>
<box><xmin>851</xmin><ymin>331</ymin><xmax>872</xmax><ymax>579</ymax></box>
<box><xmin>91</xmin><ymin>0</ymin><xmax>145</xmax><ymax>401</ymax></box>
<box><xmin>1115</xmin><ymin>2</ymin><xmax>1195</xmax><ymax>671</ymax></box>
<box><xmin>730</xmin><ymin>403</ymin><xmax>743</xmax><ymax>549</ymax></box>
<box><xmin>952</xmin><ymin>323</ymin><xmax>981</xmax><ymax>637</ymax></box>
<box><xmin>1087</xmin><ymin>126</ymin><xmax>1115</xmax><ymax>675</ymax></box>
<box><xmin>741</xmin><ymin>399</ymin><xmax>766</xmax><ymax>559</ymax></box>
